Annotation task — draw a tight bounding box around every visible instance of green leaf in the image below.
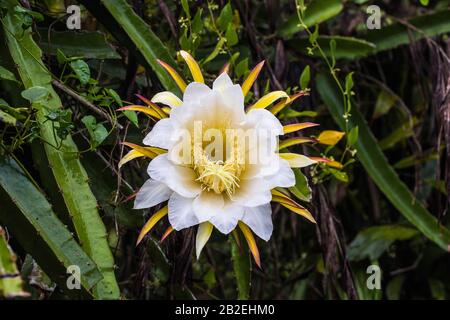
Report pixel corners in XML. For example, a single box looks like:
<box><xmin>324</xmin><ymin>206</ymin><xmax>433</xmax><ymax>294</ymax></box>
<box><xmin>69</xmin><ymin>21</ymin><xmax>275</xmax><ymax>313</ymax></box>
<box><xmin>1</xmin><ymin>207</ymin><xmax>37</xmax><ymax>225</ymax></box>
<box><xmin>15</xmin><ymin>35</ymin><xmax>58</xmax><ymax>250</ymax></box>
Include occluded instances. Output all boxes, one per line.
<box><xmin>81</xmin><ymin>115</ymin><xmax>109</xmax><ymax>148</ymax></box>
<box><xmin>317</xmin><ymin>73</ymin><xmax>450</xmax><ymax>251</ymax></box>
<box><xmin>279</xmin><ymin>0</ymin><xmax>343</xmax><ymax>38</ymax></box>
<box><xmin>235</xmin><ymin>58</ymin><xmax>249</xmax><ymax>78</ymax></box>
<box><xmin>225</xmin><ymin>24</ymin><xmax>238</xmax><ymax>46</ymax></box>
<box><xmin>0</xmin><ymin>226</ymin><xmax>28</xmax><ymax>298</ymax></box>
<box><xmin>79</xmin><ymin>0</ymin><xmax>180</xmax><ymax>95</ymax></box>
<box><xmin>21</xmin><ymin>86</ymin><xmax>50</xmax><ymax>103</ymax></box>
<box><xmin>300</xmin><ymin>65</ymin><xmax>310</xmax><ymax>90</ymax></box>
<box><xmin>203</xmin><ymin>37</ymin><xmax>226</xmax><ymax>65</ymax></box>
<box><xmin>181</xmin><ymin>0</ymin><xmax>190</xmax><ymax>18</ymax></box>
<box><xmin>347</xmin><ymin>126</ymin><xmax>359</xmax><ymax>146</ymax></box>
<box><xmin>348</xmin><ymin>225</ymin><xmax>419</xmax><ymax>261</ymax></box>
<box><xmin>37</xmin><ymin>29</ymin><xmax>120</xmax><ymax>60</ymax></box>
<box><xmin>217</xmin><ymin>2</ymin><xmax>233</xmax><ymax>32</ymax></box>
<box><xmin>230</xmin><ymin>236</ymin><xmax>250</xmax><ymax>300</ymax></box>
<box><xmin>70</xmin><ymin>60</ymin><xmax>90</xmax><ymax>85</ymax></box>
<box><xmin>3</xmin><ymin>1</ymin><xmax>120</xmax><ymax>299</ymax></box>
<box><xmin>288</xmin><ymin>168</ymin><xmax>312</xmax><ymax>202</ymax></box>
<box><xmin>288</xmin><ymin>36</ymin><xmax>376</xmax><ymax>60</ymax></box>
<box><xmin>0</xmin><ymin>157</ymin><xmax>103</xmax><ymax>296</ymax></box>
<box><xmin>0</xmin><ymin>65</ymin><xmax>18</xmax><ymax>82</ymax></box>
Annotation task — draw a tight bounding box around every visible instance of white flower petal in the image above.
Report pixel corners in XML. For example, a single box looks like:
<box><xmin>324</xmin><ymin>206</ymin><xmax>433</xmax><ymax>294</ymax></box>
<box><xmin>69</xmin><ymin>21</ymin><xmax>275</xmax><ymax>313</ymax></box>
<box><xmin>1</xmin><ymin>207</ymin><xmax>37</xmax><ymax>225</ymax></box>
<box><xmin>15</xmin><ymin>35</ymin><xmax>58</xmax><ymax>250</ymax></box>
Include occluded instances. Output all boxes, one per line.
<box><xmin>143</xmin><ymin>118</ymin><xmax>175</xmax><ymax>149</ymax></box>
<box><xmin>151</xmin><ymin>91</ymin><xmax>182</xmax><ymax>108</ymax></box>
<box><xmin>241</xmin><ymin>204</ymin><xmax>273</xmax><ymax>241</ymax></box>
<box><xmin>265</xmin><ymin>158</ymin><xmax>295</xmax><ymax>188</ymax></box>
<box><xmin>230</xmin><ymin>177</ymin><xmax>272</xmax><ymax>207</ymax></box>
<box><xmin>245</xmin><ymin>108</ymin><xmax>283</xmax><ymax>136</ymax></box>
<box><xmin>193</xmin><ymin>191</ymin><xmax>224</xmax><ymax>222</ymax></box>
<box><xmin>148</xmin><ymin>154</ymin><xmax>201</xmax><ymax>198</ymax></box>
<box><xmin>183</xmin><ymin>82</ymin><xmax>211</xmax><ymax>104</ymax></box>
<box><xmin>196</xmin><ymin>222</ymin><xmax>214</xmax><ymax>259</ymax></box>
<box><xmin>212</xmin><ymin>72</ymin><xmax>234</xmax><ymax>90</ymax></box>
<box><xmin>209</xmin><ymin>202</ymin><xmax>244</xmax><ymax>234</ymax></box>
<box><xmin>168</xmin><ymin>193</ymin><xmax>199</xmax><ymax>230</ymax></box>
<box><xmin>134</xmin><ymin>179</ymin><xmax>173</xmax><ymax>209</ymax></box>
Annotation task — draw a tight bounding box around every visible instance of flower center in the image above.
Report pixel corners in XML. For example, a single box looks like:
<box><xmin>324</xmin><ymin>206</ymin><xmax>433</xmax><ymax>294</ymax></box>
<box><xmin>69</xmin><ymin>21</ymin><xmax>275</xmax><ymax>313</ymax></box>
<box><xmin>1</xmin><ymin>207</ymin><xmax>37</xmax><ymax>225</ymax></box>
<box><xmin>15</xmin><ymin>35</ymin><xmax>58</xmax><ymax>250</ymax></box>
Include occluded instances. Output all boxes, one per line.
<box><xmin>195</xmin><ymin>157</ymin><xmax>241</xmax><ymax>196</ymax></box>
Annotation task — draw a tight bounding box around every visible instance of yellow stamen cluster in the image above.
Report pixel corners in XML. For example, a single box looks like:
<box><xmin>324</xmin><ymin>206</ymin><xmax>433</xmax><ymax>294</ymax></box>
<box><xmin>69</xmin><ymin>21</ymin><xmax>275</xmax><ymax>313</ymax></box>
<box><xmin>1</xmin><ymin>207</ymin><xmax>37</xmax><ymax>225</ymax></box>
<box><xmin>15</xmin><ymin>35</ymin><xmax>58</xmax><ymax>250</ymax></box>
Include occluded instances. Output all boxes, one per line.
<box><xmin>195</xmin><ymin>156</ymin><xmax>242</xmax><ymax>196</ymax></box>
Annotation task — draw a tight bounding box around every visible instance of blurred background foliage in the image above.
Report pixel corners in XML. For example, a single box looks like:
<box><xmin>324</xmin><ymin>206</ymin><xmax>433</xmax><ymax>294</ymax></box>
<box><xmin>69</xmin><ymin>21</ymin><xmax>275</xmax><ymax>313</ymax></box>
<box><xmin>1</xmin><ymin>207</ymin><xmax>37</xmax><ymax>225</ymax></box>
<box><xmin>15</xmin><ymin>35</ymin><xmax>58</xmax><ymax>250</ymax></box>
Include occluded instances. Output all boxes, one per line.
<box><xmin>0</xmin><ymin>0</ymin><xmax>450</xmax><ymax>300</ymax></box>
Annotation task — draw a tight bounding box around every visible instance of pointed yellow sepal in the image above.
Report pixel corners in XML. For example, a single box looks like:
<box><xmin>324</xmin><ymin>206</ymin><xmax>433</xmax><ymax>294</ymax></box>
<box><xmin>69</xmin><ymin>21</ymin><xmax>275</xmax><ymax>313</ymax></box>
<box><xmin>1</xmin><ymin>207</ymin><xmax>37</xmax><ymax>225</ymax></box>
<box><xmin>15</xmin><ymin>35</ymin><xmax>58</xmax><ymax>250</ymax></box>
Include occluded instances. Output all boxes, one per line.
<box><xmin>121</xmin><ymin>142</ymin><xmax>166</xmax><ymax>159</ymax></box>
<box><xmin>118</xmin><ymin>150</ymin><xmax>146</xmax><ymax>168</ymax></box>
<box><xmin>279</xmin><ymin>137</ymin><xmax>316</xmax><ymax>150</ymax></box>
<box><xmin>136</xmin><ymin>94</ymin><xmax>167</xmax><ymax>118</ymax></box>
<box><xmin>136</xmin><ymin>206</ymin><xmax>168</xmax><ymax>245</ymax></box>
<box><xmin>279</xmin><ymin>153</ymin><xmax>317</xmax><ymax>168</ymax></box>
<box><xmin>271</xmin><ymin>190</ymin><xmax>316</xmax><ymax>223</ymax></box>
<box><xmin>247</xmin><ymin>91</ymin><xmax>290</xmax><ymax>112</ymax></box>
<box><xmin>180</xmin><ymin>50</ymin><xmax>204</xmax><ymax>83</ymax></box>
<box><xmin>241</xmin><ymin>60</ymin><xmax>265</xmax><ymax>97</ymax></box>
<box><xmin>270</xmin><ymin>91</ymin><xmax>308</xmax><ymax>115</ymax></box>
<box><xmin>157</xmin><ymin>59</ymin><xmax>187</xmax><ymax>92</ymax></box>
<box><xmin>283</xmin><ymin>122</ymin><xmax>319</xmax><ymax>134</ymax></box>
<box><xmin>238</xmin><ymin>222</ymin><xmax>261</xmax><ymax>268</ymax></box>
<box><xmin>151</xmin><ymin>91</ymin><xmax>182</xmax><ymax>108</ymax></box>
<box><xmin>195</xmin><ymin>222</ymin><xmax>214</xmax><ymax>259</ymax></box>
<box><xmin>118</xmin><ymin>105</ymin><xmax>162</xmax><ymax>119</ymax></box>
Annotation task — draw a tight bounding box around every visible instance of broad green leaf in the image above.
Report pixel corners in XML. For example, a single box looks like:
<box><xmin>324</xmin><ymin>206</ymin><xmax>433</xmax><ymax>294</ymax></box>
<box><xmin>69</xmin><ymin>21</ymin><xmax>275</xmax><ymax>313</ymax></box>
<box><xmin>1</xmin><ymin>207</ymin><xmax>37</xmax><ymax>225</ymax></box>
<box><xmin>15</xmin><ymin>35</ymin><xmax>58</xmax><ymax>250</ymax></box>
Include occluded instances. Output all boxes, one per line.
<box><xmin>0</xmin><ymin>157</ymin><xmax>103</xmax><ymax>296</ymax></box>
<box><xmin>348</xmin><ymin>225</ymin><xmax>419</xmax><ymax>261</ymax></box>
<box><xmin>288</xmin><ymin>36</ymin><xmax>376</xmax><ymax>59</ymax></box>
<box><xmin>37</xmin><ymin>29</ymin><xmax>120</xmax><ymax>60</ymax></box>
<box><xmin>354</xmin><ymin>268</ymin><xmax>382</xmax><ymax>300</ymax></box>
<box><xmin>70</xmin><ymin>60</ymin><xmax>90</xmax><ymax>85</ymax></box>
<box><xmin>3</xmin><ymin>2</ymin><xmax>120</xmax><ymax>299</ymax></box>
<box><xmin>279</xmin><ymin>0</ymin><xmax>343</xmax><ymax>38</ymax></box>
<box><xmin>317</xmin><ymin>73</ymin><xmax>450</xmax><ymax>251</ymax></box>
<box><xmin>362</xmin><ymin>9</ymin><xmax>450</xmax><ymax>54</ymax></box>
<box><xmin>230</xmin><ymin>236</ymin><xmax>251</xmax><ymax>300</ymax></box>
<box><xmin>79</xmin><ymin>0</ymin><xmax>180</xmax><ymax>95</ymax></box>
